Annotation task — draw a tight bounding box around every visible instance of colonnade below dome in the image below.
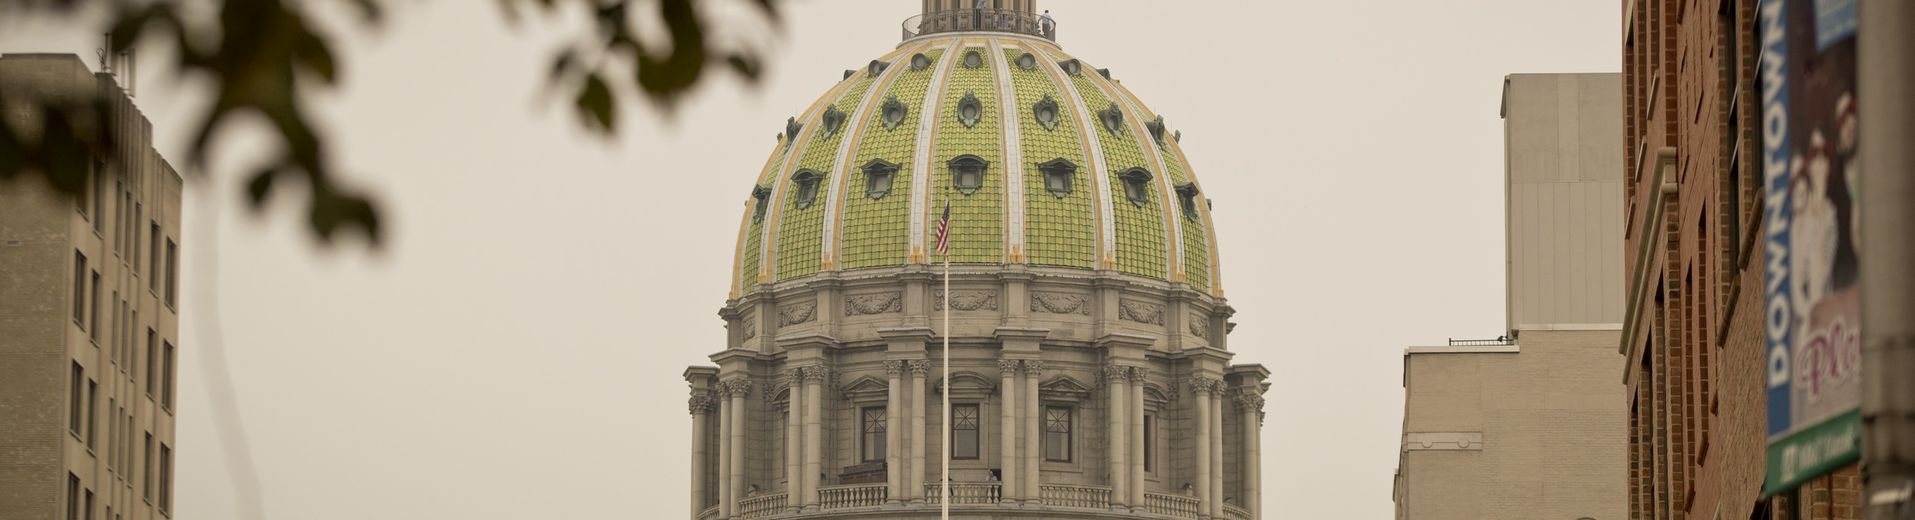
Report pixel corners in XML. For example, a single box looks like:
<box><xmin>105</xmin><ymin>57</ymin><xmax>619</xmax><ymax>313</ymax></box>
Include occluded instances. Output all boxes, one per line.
<box><xmin>685</xmin><ymin>343</ymin><xmax>1267</xmax><ymax>520</ymax></box>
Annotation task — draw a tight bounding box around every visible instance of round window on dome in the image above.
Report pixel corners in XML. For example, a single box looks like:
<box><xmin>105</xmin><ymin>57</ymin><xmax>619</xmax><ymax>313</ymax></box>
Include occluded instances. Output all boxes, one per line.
<box><xmin>1033</xmin><ymin>95</ymin><xmax>1060</xmax><ymax>131</ymax></box>
<box><xmin>948</xmin><ymin>155</ymin><xmax>988</xmax><ymax>196</ymax></box>
<box><xmin>962</xmin><ymin>49</ymin><xmax>983</xmax><ymax>69</ymax></box>
<box><xmin>957</xmin><ymin>91</ymin><xmax>983</xmax><ymax>128</ymax></box>
<box><xmin>1015</xmin><ymin>52</ymin><xmax>1038</xmax><ymax>71</ymax></box>
<box><xmin>1119</xmin><ymin>168</ymin><xmax>1153</xmax><ymax>206</ymax></box>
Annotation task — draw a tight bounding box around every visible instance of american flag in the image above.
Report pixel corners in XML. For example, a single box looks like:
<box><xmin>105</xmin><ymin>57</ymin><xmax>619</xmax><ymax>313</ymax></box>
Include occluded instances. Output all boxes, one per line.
<box><xmin>933</xmin><ymin>200</ymin><xmax>952</xmax><ymax>257</ymax></box>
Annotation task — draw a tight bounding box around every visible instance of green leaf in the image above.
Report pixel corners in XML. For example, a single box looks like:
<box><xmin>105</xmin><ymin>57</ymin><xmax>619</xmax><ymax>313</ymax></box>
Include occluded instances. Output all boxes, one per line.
<box><xmin>575</xmin><ymin>73</ymin><xmax>615</xmax><ymax>133</ymax></box>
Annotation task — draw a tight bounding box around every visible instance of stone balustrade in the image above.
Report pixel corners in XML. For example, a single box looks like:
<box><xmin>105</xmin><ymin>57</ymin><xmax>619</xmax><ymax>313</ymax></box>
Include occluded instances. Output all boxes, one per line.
<box><xmin>816</xmin><ymin>483</ymin><xmax>888</xmax><ymax>509</ymax></box>
<box><xmin>1223</xmin><ymin>503</ymin><xmax>1252</xmax><ymax>520</ymax></box>
<box><xmin>921</xmin><ymin>481</ymin><xmax>1002</xmax><ymax>505</ymax></box>
<box><xmin>1144</xmin><ymin>492</ymin><xmax>1202</xmax><ymax>519</ymax></box>
<box><xmin>735</xmin><ymin>493</ymin><xmax>787</xmax><ymax>519</ymax></box>
<box><xmin>696</xmin><ymin>505</ymin><xmax>718</xmax><ymax>520</ymax></box>
<box><xmin>1039</xmin><ymin>484</ymin><xmax>1112</xmax><ymax>509</ymax></box>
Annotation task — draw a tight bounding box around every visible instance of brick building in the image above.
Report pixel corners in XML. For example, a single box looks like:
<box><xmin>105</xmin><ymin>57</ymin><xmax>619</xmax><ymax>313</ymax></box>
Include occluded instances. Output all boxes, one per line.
<box><xmin>1618</xmin><ymin>1</ymin><xmax>1860</xmax><ymax>518</ymax></box>
<box><xmin>0</xmin><ymin>54</ymin><xmax>184</xmax><ymax>520</ymax></box>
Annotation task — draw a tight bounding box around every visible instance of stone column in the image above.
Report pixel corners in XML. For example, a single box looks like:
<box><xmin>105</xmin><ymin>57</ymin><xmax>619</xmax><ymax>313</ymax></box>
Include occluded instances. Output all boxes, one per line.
<box><xmin>785</xmin><ymin>371</ymin><xmax>802</xmax><ymax>511</ymax></box>
<box><xmin>1023</xmin><ymin>360</ymin><xmax>1043</xmax><ymax>501</ymax></box>
<box><xmin>1104</xmin><ymin>365</ymin><xmax>1130</xmax><ymax>507</ymax></box>
<box><xmin>909</xmin><ymin>360</ymin><xmax>929</xmax><ymax>502</ymax></box>
<box><xmin>885</xmin><ymin>361</ymin><xmax>904</xmax><ymax>504</ymax></box>
<box><xmin>716</xmin><ymin>389</ymin><xmax>733</xmax><ymax>518</ymax></box>
<box><xmin>1130</xmin><ymin>368</ymin><xmax>1147</xmax><ymax>509</ymax></box>
<box><xmin>998</xmin><ymin>359</ymin><xmax>1021</xmax><ymax>502</ymax></box>
<box><xmin>728</xmin><ymin>379</ymin><xmax>750</xmax><ymax>517</ymax></box>
<box><xmin>1209</xmin><ymin>385</ymin><xmax>1223</xmax><ymax>518</ymax></box>
<box><xmin>1238</xmin><ymin>391</ymin><xmax>1263</xmax><ymax>519</ymax></box>
<box><xmin>1191</xmin><ymin>378</ymin><xmax>1211</xmax><ymax>518</ymax></box>
<box><xmin>689</xmin><ymin>394</ymin><xmax>713</xmax><ymax>519</ymax></box>
<box><xmin>803</xmin><ymin>367</ymin><xmax>824</xmax><ymax>508</ymax></box>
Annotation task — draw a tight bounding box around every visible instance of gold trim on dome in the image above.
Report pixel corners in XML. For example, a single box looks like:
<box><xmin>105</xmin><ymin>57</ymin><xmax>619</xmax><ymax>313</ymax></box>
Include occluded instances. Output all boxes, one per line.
<box><xmin>1078</xmin><ymin>61</ymin><xmax>1185</xmax><ymax>282</ymax></box>
<box><xmin>817</xmin><ymin>39</ymin><xmax>927</xmax><ymax>272</ymax></box>
<box><xmin>1029</xmin><ymin>45</ymin><xmax>1117</xmax><ymax>270</ymax></box>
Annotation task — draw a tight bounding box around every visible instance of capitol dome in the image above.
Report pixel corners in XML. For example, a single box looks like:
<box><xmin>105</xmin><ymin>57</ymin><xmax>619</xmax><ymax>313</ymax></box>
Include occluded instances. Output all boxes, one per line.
<box><xmin>729</xmin><ymin>11</ymin><xmax>1221</xmax><ymax>299</ymax></box>
<box><xmin>689</xmin><ymin>4</ymin><xmax>1267</xmax><ymax>520</ymax></box>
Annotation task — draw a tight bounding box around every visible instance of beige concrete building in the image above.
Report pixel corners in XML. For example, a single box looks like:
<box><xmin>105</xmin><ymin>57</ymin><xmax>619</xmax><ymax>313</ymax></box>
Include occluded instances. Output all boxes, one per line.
<box><xmin>683</xmin><ymin>2</ymin><xmax>1268</xmax><ymax>519</ymax></box>
<box><xmin>1</xmin><ymin>54</ymin><xmax>184</xmax><ymax>520</ymax></box>
<box><xmin>1392</xmin><ymin>73</ymin><xmax>1626</xmax><ymax>519</ymax></box>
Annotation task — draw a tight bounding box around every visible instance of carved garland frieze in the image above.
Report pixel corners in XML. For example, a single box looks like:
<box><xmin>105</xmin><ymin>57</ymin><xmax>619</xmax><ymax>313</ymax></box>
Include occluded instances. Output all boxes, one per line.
<box><xmin>779</xmin><ymin>301</ymin><xmax>818</xmax><ymax>326</ymax></box>
<box><xmin>845</xmin><ymin>292</ymin><xmax>904</xmax><ymax>316</ymax></box>
<box><xmin>1118</xmin><ymin>299</ymin><xmax>1165</xmax><ymax>325</ymax></box>
<box><xmin>1029</xmin><ymin>292</ymin><xmax>1092</xmax><ymax>315</ymax></box>
<box><xmin>1188</xmin><ymin>313</ymin><xmax>1210</xmax><ymax>338</ymax></box>
<box><xmin>935</xmin><ymin>290</ymin><xmax>999</xmax><ymax>311</ymax></box>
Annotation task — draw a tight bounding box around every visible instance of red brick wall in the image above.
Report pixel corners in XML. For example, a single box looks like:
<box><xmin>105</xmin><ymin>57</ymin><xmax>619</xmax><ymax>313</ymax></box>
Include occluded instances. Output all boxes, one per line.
<box><xmin>1619</xmin><ymin>1</ymin><xmax>1861</xmax><ymax>518</ymax></box>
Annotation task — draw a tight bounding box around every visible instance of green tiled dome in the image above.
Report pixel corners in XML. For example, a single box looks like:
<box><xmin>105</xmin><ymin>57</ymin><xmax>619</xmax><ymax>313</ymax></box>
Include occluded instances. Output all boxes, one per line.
<box><xmin>730</xmin><ymin>34</ymin><xmax>1222</xmax><ymax>298</ymax></box>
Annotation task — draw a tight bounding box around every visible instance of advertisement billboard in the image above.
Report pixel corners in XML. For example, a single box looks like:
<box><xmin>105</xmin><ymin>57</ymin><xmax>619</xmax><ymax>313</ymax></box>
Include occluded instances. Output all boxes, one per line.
<box><xmin>1758</xmin><ymin>0</ymin><xmax>1863</xmax><ymax>496</ymax></box>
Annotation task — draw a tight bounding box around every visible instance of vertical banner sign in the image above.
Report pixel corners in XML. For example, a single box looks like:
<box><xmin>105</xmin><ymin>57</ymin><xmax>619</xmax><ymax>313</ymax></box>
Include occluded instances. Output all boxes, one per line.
<box><xmin>1759</xmin><ymin>0</ymin><xmax>1863</xmax><ymax>496</ymax></box>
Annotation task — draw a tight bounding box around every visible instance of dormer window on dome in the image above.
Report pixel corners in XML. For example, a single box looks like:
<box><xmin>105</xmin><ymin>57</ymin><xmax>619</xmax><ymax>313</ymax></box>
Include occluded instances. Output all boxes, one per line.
<box><xmin>862</xmin><ymin>159</ymin><xmax>900</xmax><ymax>199</ymax></box>
<box><xmin>1033</xmin><ymin>94</ymin><xmax>1061</xmax><ymax>131</ymax></box>
<box><xmin>820</xmin><ymin>105</ymin><xmax>847</xmax><ymax>138</ymax></box>
<box><xmin>1175</xmin><ymin>183</ymin><xmax>1200</xmax><ymax>220</ymax></box>
<box><xmin>1058</xmin><ymin>59</ymin><xmax>1083</xmax><ymax>76</ymax></box>
<box><xmin>957</xmin><ymin>91</ymin><xmax>984</xmax><ymax>128</ymax></box>
<box><xmin>751</xmin><ymin>185</ymin><xmax>772</xmax><ymax>223</ymax></box>
<box><xmin>910</xmin><ymin>53</ymin><xmax>934</xmax><ymax>71</ymax></box>
<box><xmin>961</xmin><ymin>49</ymin><xmax>984</xmax><ymax>69</ymax></box>
<box><xmin>1015</xmin><ymin>52</ymin><xmax>1038</xmax><ymax>71</ymax></box>
<box><xmin>791</xmin><ymin>169</ymin><xmax>823</xmax><ymax>209</ymax></box>
<box><xmin>866</xmin><ymin>59</ymin><xmax>890</xmax><ymax>77</ymax></box>
<box><xmin>1119</xmin><ymin>168</ymin><xmax>1153</xmax><ymax>206</ymax></box>
<box><xmin>784</xmin><ymin>117</ymin><xmax>803</xmax><ymax>148</ymax></box>
<box><xmin>1099</xmin><ymin>104</ymin><xmax>1125</xmax><ymax>135</ymax></box>
<box><xmin>881</xmin><ymin>95</ymin><xmax>908</xmax><ymax>131</ymax></box>
<box><xmin>948</xmin><ymin>155</ymin><xmax>988</xmax><ymax>195</ymax></box>
<box><xmin>1146</xmin><ymin>115</ymin><xmax>1167</xmax><ymax>145</ymax></box>
<box><xmin>1038</xmin><ymin>158</ymin><xmax>1077</xmax><ymax>198</ymax></box>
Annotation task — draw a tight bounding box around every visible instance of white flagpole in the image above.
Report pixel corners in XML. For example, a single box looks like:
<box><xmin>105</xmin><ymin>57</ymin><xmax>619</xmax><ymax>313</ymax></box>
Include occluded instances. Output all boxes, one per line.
<box><xmin>940</xmin><ymin>195</ymin><xmax>952</xmax><ymax>520</ymax></box>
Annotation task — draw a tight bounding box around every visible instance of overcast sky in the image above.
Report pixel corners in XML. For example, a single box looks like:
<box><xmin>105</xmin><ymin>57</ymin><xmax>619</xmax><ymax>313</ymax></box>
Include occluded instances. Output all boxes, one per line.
<box><xmin>3</xmin><ymin>1</ymin><xmax>1617</xmax><ymax>518</ymax></box>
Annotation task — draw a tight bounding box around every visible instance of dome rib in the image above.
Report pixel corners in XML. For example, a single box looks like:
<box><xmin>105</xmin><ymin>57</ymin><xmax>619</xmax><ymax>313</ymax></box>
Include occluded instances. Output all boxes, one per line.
<box><xmin>986</xmin><ymin>39</ymin><xmax>1029</xmax><ymax>263</ymax></box>
<box><xmin>906</xmin><ymin>41</ymin><xmax>965</xmax><ymax>264</ymax></box>
<box><xmin>835</xmin><ymin>42</ymin><xmax>957</xmax><ymax>270</ymax></box>
<box><xmin>1002</xmin><ymin>42</ymin><xmax>1097</xmax><ymax>269</ymax></box>
<box><xmin>1031</xmin><ymin>45</ymin><xmax>1119</xmax><ymax>271</ymax></box>
<box><xmin>817</xmin><ymin>40</ymin><xmax>935</xmax><ymax>272</ymax></box>
<box><xmin>1080</xmin><ymin>64</ymin><xmax>1186</xmax><ymax>283</ymax></box>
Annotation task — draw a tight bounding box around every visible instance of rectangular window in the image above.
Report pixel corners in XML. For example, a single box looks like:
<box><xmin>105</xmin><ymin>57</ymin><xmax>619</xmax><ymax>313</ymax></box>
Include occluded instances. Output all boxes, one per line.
<box><xmin>1043</xmin><ymin>406</ymin><xmax>1072</xmax><ymax>462</ymax></box>
<box><xmin>952</xmin><ymin>404</ymin><xmax>980</xmax><ymax>459</ymax></box>
<box><xmin>90</xmin><ymin>271</ymin><xmax>101</xmax><ymax>342</ymax></box>
<box><xmin>85</xmin><ymin>488</ymin><xmax>94</xmax><ymax>520</ymax></box>
<box><xmin>1143</xmin><ymin>414</ymin><xmax>1155</xmax><ymax>472</ymax></box>
<box><xmin>159</xmin><ymin>444</ymin><xmax>173</xmax><ymax>514</ymax></box>
<box><xmin>106</xmin><ymin>398</ymin><xmax>116</xmax><ymax>469</ymax></box>
<box><xmin>110</xmin><ymin>294</ymin><xmax>120</xmax><ymax>363</ymax></box>
<box><xmin>164</xmin><ymin>239</ymin><xmax>177</xmax><ymax>308</ymax></box>
<box><xmin>86</xmin><ymin>380</ymin><xmax>97</xmax><ymax>449</ymax></box>
<box><xmin>860</xmin><ymin>407</ymin><xmax>887</xmax><ymax>462</ymax></box>
<box><xmin>67</xmin><ymin>473</ymin><xmax>79</xmax><ymax>520</ymax></box>
<box><xmin>143</xmin><ymin>433</ymin><xmax>154</xmax><ymax>501</ymax></box>
<box><xmin>145</xmin><ymin>329</ymin><xmax>157</xmax><ymax>396</ymax></box>
<box><xmin>73</xmin><ymin>251</ymin><xmax>87</xmax><ymax>325</ymax></box>
<box><xmin>70</xmin><ymin>362</ymin><xmax>84</xmax><ymax>435</ymax></box>
<box><xmin>162</xmin><ymin>341</ymin><xmax>176</xmax><ymax>411</ymax></box>
<box><xmin>92</xmin><ymin>166</ymin><xmax>104</xmax><ymax>233</ymax></box>
<box><xmin>149</xmin><ymin>223</ymin><xmax>160</xmax><ymax>292</ymax></box>
<box><xmin>133</xmin><ymin>204</ymin><xmax>142</xmax><ymax>274</ymax></box>
<box><xmin>114</xmin><ymin>182</ymin><xmax>124</xmax><ymax>254</ymax></box>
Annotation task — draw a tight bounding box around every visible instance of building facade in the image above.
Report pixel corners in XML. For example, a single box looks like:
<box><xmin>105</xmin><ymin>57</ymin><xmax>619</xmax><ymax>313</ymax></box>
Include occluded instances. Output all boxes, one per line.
<box><xmin>1618</xmin><ymin>1</ymin><xmax>1862</xmax><ymax>518</ymax></box>
<box><xmin>683</xmin><ymin>3</ymin><xmax>1267</xmax><ymax>519</ymax></box>
<box><xmin>0</xmin><ymin>54</ymin><xmax>185</xmax><ymax>520</ymax></box>
<box><xmin>1393</xmin><ymin>73</ymin><xmax>1627</xmax><ymax>520</ymax></box>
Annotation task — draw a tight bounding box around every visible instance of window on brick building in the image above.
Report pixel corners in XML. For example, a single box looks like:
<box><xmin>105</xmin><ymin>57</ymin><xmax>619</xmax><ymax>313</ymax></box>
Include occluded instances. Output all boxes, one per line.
<box><xmin>159</xmin><ymin>443</ymin><xmax>173</xmax><ymax>515</ymax></box>
<box><xmin>149</xmin><ymin>223</ymin><xmax>160</xmax><ymax>292</ymax></box>
<box><xmin>144</xmin><ymin>433</ymin><xmax>154</xmax><ymax>501</ymax></box>
<box><xmin>860</xmin><ymin>407</ymin><xmax>886</xmax><ymax>462</ymax></box>
<box><xmin>164</xmin><ymin>239</ymin><xmax>177</xmax><ymax>308</ymax></box>
<box><xmin>1143</xmin><ymin>414</ymin><xmax>1156</xmax><ymax>472</ymax></box>
<box><xmin>162</xmin><ymin>341</ymin><xmax>176</xmax><ymax>412</ymax></box>
<box><xmin>90</xmin><ymin>271</ymin><xmax>101</xmax><ymax>342</ymax></box>
<box><xmin>67</xmin><ymin>473</ymin><xmax>79</xmax><ymax>520</ymax></box>
<box><xmin>146</xmin><ymin>329</ymin><xmax>157</xmax><ymax>396</ymax></box>
<box><xmin>92</xmin><ymin>166</ymin><xmax>104</xmax><ymax>234</ymax></box>
<box><xmin>73</xmin><ymin>251</ymin><xmax>87</xmax><ymax>325</ymax></box>
<box><xmin>952</xmin><ymin>404</ymin><xmax>980</xmax><ymax>459</ymax></box>
<box><xmin>70</xmin><ymin>362</ymin><xmax>84</xmax><ymax>435</ymax></box>
<box><xmin>87</xmin><ymin>380</ymin><xmax>97</xmax><ymax>449</ymax></box>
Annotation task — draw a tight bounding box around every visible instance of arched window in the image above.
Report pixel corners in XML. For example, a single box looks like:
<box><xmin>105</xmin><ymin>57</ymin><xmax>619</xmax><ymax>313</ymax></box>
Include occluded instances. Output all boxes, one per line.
<box><xmin>862</xmin><ymin>159</ymin><xmax>900</xmax><ymax>199</ymax></box>
<box><xmin>1038</xmin><ymin>158</ymin><xmax>1077</xmax><ymax>197</ymax></box>
<box><xmin>1120</xmin><ymin>168</ymin><xmax>1153</xmax><ymax>206</ymax></box>
<box><xmin>791</xmin><ymin>170</ymin><xmax>823</xmax><ymax>209</ymax></box>
<box><xmin>948</xmin><ymin>155</ymin><xmax>988</xmax><ymax>195</ymax></box>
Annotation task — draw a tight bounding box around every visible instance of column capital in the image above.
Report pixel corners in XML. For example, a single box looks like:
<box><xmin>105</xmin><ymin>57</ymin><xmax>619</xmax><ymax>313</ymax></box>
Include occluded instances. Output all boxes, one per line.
<box><xmin>908</xmin><ymin>359</ymin><xmax>931</xmax><ymax>377</ymax></box>
<box><xmin>688</xmin><ymin>394</ymin><xmax>715</xmax><ymax>415</ymax></box>
<box><xmin>1234</xmin><ymin>392</ymin><xmax>1267</xmax><ymax>423</ymax></box>
<box><xmin>1185</xmin><ymin>376</ymin><xmax>1223</xmax><ymax>396</ymax></box>
<box><xmin>721</xmin><ymin>377</ymin><xmax>754</xmax><ymax>398</ymax></box>
<box><xmin>884</xmin><ymin>360</ymin><xmax>906</xmax><ymax>376</ymax></box>
<box><xmin>1102</xmin><ymin>365</ymin><xmax>1129</xmax><ymax>385</ymax></box>
<box><xmin>1022</xmin><ymin>359</ymin><xmax>1045</xmax><ymax>375</ymax></box>
<box><xmin>800</xmin><ymin>364</ymin><xmax>830</xmax><ymax>384</ymax></box>
<box><xmin>1128</xmin><ymin>366</ymin><xmax>1151</xmax><ymax>383</ymax></box>
<box><xmin>998</xmin><ymin>359</ymin><xmax>1022</xmax><ymax>376</ymax></box>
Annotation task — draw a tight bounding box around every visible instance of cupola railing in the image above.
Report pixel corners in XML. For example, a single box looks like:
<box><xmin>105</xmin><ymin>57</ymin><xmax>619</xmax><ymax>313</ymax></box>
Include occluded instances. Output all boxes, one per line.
<box><xmin>902</xmin><ymin>9</ymin><xmax>1056</xmax><ymax>41</ymax></box>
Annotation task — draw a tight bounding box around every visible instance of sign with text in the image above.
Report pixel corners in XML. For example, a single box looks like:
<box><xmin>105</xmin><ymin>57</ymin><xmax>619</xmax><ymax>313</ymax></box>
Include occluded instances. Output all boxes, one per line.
<box><xmin>1758</xmin><ymin>0</ymin><xmax>1862</xmax><ymax>496</ymax></box>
